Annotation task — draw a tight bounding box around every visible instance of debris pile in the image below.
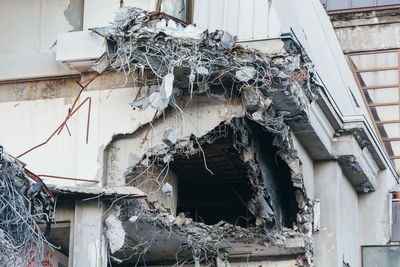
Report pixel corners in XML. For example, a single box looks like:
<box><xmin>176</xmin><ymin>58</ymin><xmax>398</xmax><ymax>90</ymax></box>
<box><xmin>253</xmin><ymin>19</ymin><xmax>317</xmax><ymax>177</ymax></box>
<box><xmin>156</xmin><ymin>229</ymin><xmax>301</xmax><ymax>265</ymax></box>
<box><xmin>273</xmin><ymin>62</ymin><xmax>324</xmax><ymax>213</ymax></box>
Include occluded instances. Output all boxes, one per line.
<box><xmin>98</xmin><ymin>6</ymin><xmax>318</xmax><ymax>266</ymax></box>
<box><xmin>95</xmin><ymin>7</ymin><xmax>312</xmax><ymax>157</ymax></box>
<box><xmin>106</xmin><ymin>199</ymin><xmax>307</xmax><ymax>265</ymax></box>
<box><xmin>0</xmin><ymin>146</ymin><xmax>53</xmax><ymax>266</ymax></box>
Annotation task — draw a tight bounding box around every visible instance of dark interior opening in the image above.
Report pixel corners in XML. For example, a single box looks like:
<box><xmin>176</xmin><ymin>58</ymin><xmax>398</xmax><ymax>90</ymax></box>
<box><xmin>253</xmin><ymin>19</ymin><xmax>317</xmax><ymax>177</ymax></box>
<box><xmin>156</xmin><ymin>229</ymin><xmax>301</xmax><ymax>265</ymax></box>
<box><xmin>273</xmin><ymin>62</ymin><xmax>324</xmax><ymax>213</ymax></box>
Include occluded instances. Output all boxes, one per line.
<box><xmin>170</xmin><ymin>121</ymin><xmax>299</xmax><ymax>228</ymax></box>
<box><xmin>250</xmin><ymin>120</ymin><xmax>299</xmax><ymax>228</ymax></box>
<box><xmin>171</xmin><ymin>127</ymin><xmax>255</xmax><ymax>227</ymax></box>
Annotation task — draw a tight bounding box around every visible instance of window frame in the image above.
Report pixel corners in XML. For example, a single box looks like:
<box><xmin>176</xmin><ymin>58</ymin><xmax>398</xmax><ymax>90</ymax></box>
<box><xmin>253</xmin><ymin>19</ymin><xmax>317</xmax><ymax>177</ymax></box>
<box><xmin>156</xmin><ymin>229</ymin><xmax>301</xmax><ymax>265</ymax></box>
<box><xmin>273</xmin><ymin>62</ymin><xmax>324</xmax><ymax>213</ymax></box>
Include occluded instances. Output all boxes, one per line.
<box><xmin>156</xmin><ymin>0</ymin><xmax>194</xmax><ymax>24</ymax></box>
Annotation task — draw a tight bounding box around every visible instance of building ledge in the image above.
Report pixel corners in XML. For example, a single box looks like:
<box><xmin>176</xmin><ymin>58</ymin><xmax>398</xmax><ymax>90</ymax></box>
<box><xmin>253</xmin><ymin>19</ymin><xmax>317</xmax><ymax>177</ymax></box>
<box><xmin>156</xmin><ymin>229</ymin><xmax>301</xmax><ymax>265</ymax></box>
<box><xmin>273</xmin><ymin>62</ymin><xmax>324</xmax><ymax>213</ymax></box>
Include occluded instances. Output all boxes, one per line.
<box><xmin>56</xmin><ymin>30</ymin><xmax>105</xmax><ymax>72</ymax></box>
<box><xmin>332</xmin><ymin>134</ymin><xmax>378</xmax><ymax>192</ymax></box>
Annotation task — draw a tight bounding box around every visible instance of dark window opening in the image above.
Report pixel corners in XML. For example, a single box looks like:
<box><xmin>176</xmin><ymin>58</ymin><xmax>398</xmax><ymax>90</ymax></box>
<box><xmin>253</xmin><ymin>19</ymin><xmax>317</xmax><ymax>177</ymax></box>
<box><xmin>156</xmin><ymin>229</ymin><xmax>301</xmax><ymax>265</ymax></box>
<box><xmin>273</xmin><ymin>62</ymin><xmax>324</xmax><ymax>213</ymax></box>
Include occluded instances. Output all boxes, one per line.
<box><xmin>171</xmin><ymin>127</ymin><xmax>255</xmax><ymax>227</ymax></box>
<box><xmin>170</xmin><ymin>121</ymin><xmax>299</xmax><ymax>229</ymax></box>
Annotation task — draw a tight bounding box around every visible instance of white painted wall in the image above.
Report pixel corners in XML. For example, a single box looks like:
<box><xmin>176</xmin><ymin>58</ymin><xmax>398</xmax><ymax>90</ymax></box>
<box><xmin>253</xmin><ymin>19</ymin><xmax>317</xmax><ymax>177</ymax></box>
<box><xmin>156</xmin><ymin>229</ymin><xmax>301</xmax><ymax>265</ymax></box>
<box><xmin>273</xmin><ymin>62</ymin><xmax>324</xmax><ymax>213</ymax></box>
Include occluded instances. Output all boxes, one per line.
<box><xmin>272</xmin><ymin>0</ymin><xmax>372</xmax><ymax>121</ymax></box>
<box><xmin>83</xmin><ymin>0</ymin><xmax>158</xmax><ymax>29</ymax></box>
<box><xmin>358</xmin><ymin>169</ymin><xmax>395</xmax><ymax>246</ymax></box>
<box><xmin>193</xmin><ymin>0</ymin><xmax>281</xmax><ymax>40</ymax></box>
<box><xmin>339</xmin><ymin>171</ymin><xmax>359</xmax><ymax>267</ymax></box>
<box><xmin>0</xmin><ymin>74</ymin><xmax>158</xmax><ymax>186</ymax></box>
<box><xmin>0</xmin><ymin>0</ymin><xmax>82</xmax><ymax>81</ymax></box>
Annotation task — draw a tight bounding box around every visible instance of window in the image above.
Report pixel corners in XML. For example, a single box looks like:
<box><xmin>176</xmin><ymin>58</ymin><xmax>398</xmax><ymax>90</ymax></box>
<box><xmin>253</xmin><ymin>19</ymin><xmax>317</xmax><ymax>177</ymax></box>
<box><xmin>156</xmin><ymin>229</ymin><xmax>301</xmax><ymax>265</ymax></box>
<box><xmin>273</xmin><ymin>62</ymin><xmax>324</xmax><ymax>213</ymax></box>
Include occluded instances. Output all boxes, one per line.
<box><xmin>392</xmin><ymin>191</ymin><xmax>400</xmax><ymax>241</ymax></box>
<box><xmin>362</xmin><ymin>245</ymin><xmax>400</xmax><ymax>266</ymax></box>
<box><xmin>321</xmin><ymin>0</ymin><xmax>400</xmax><ymax>11</ymax></box>
<box><xmin>157</xmin><ymin>0</ymin><xmax>193</xmax><ymax>23</ymax></box>
<box><xmin>347</xmin><ymin>50</ymin><xmax>400</xmax><ymax>174</ymax></box>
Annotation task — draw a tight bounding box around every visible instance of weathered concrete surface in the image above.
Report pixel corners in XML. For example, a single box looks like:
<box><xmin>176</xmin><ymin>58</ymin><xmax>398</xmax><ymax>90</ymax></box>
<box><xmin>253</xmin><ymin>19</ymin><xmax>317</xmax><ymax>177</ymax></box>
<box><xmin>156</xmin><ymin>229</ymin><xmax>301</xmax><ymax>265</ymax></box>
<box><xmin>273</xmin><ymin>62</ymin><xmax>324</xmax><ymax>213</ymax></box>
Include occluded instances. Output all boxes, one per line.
<box><xmin>358</xmin><ymin>169</ymin><xmax>395</xmax><ymax>246</ymax></box>
<box><xmin>331</xmin><ymin>9</ymin><xmax>400</xmax><ymax>53</ymax></box>
<box><xmin>314</xmin><ymin>161</ymin><xmax>360</xmax><ymax>267</ymax></box>
<box><xmin>0</xmin><ymin>0</ymin><xmax>83</xmax><ymax>80</ymax></box>
<box><xmin>332</xmin><ymin>134</ymin><xmax>379</xmax><ymax>192</ymax></box>
<box><xmin>314</xmin><ymin>161</ymin><xmax>341</xmax><ymax>267</ymax></box>
<box><xmin>292</xmin><ymin>133</ymin><xmax>314</xmax><ymax>200</ymax></box>
<box><xmin>72</xmin><ymin>200</ymin><xmax>107</xmax><ymax>267</ymax></box>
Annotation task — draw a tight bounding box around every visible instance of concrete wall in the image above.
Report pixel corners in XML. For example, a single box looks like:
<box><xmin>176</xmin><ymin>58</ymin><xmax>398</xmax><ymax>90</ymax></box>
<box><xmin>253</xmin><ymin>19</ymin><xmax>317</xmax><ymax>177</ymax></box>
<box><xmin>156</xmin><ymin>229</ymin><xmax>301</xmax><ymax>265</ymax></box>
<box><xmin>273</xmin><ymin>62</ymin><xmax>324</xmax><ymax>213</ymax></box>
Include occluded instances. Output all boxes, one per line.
<box><xmin>0</xmin><ymin>73</ymin><xmax>160</xmax><ymax>186</ymax></box>
<box><xmin>339</xmin><ymin>168</ymin><xmax>359</xmax><ymax>266</ymax></box>
<box><xmin>0</xmin><ymin>0</ymin><xmax>83</xmax><ymax>80</ymax></box>
<box><xmin>292</xmin><ymin>133</ymin><xmax>315</xmax><ymax>199</ymax></box>
<box><xmin>314</xmin><ymin>161</ymin><xmax>360</xmax><ymax>267</ymax></box>
<box><xmin>358</xmin><ymin>169</ymin><xmax>395</xmax><ymax>246</ymax></box>
<box><xmin>272</xmin><ymin>0</ymin><xmax>372</xmax><ymax>123</ymax></box>
<box><xmin>126</xmin><ymin>166</ymin><xmax>179</xmax><ymax>215</ymax></box>
<box><xmin>331</xmin><ymin>10</ymin><xmax>400</xmax><ymax>53</ymax></box>
<box><xmin>72</xmin><ymin>200</ymin><xmax>107</xmax><ymax>267</ymax></box>
<box><xmin>314</xmin><ymin>160</ymin><xmax>395</xmax><ymax>266</ymax></box>
<box><xmin>314</xmin><ymin>161</ymin><xmax>341</xmax><ymax>267</ymax></box>
<box><xmin>193</xmin><ymin>0</ymin><xmax>281</xmax><ymax>40</ymax></box>
<box><xmin>83</xmin><ymin>0</ymin><xmax>157</xmax><ymax>29</ymax></box>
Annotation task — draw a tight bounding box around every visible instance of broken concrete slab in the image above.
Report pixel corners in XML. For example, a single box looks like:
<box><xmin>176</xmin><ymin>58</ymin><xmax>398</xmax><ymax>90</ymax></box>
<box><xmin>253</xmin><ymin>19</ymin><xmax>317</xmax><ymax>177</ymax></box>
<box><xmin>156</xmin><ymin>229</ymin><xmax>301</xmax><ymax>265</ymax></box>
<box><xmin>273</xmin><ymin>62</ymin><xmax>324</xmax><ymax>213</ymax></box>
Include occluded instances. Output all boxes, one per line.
<box><xmin>51</xmin><ymin>185</ymin><xmax>146</xmax><ymax>199</ymax></box>
<box><xmin>162</xmin><ymin>127</ymin><xmax>178</xmax><ymax>146</ymax></box>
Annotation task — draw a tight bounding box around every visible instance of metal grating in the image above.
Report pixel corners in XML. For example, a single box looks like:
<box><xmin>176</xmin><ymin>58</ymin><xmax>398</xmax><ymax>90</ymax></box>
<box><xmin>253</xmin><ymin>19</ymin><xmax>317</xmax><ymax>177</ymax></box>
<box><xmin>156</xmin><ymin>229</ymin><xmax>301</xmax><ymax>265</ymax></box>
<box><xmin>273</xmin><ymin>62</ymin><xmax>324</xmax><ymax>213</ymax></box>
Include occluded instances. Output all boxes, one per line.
<box><xmin>347</xmin><ymin>50</ymin><xmax>400</xmax><ymax>173</ymax></box>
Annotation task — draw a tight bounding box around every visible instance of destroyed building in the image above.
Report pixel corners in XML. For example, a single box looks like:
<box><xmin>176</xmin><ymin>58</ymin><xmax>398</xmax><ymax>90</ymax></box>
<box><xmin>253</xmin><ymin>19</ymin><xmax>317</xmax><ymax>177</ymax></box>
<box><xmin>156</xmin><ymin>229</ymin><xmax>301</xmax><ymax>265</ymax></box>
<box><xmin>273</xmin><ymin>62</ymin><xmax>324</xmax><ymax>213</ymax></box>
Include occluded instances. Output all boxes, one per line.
<box><xmin>0</xmin><ymin>0</ymin><xmax>399</xmax><ymax>267</ymax></box>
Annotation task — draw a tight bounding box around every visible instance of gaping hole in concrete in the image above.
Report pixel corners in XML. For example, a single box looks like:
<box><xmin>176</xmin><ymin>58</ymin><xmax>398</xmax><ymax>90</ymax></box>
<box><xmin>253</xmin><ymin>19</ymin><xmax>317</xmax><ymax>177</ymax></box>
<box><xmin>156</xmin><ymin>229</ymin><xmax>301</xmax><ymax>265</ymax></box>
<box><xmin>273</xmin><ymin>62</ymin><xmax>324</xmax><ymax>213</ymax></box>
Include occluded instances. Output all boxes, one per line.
<box><xmin>127</xmin><ymin>120</ymin><xmax>299</xmax><ymax>230</ymax></box>
<box><xmin>172</xmin><ymin>126</ymin><xmax>255</xmax><ymax>227</ymax></box>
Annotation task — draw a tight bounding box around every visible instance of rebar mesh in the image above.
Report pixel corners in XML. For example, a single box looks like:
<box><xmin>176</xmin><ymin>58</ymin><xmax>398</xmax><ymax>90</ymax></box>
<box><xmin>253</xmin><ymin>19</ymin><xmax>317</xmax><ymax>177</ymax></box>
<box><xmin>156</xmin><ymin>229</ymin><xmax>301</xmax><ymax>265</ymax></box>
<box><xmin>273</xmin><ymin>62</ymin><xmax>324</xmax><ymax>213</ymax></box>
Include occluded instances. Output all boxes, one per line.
<box><xmin>0</xmin><ymin>148</ymin><xmax>53</xmax><ymax>266</ymax></box>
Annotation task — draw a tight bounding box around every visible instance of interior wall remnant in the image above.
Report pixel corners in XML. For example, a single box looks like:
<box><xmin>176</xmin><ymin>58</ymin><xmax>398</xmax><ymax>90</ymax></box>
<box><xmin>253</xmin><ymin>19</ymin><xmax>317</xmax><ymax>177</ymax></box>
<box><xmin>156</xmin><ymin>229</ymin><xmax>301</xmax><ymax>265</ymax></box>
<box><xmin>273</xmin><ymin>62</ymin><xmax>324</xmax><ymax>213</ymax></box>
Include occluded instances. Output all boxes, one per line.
<box><xmin>127</xmin><ymin>165</ymin><xmax>178</xmax><ymax>215</ymax></box>
<box><xmin>251</xmin><ymin>121</ymin><xmax>299</xmax><ymax>230</ymax></box>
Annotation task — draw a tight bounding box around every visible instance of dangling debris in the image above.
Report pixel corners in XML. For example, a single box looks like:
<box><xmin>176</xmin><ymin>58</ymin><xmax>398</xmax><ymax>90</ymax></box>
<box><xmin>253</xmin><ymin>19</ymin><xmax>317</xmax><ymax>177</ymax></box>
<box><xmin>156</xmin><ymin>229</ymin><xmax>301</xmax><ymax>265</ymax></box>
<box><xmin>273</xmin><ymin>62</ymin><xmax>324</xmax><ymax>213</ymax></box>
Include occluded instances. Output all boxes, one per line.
<box><xmin>0</xmin><ymin>146</ymin><xmax>54</xmax><ymax>266</ymax></box>
<box><xmin>162</xmin><ymin>127</ymin><xmax>178</xmax><ymax>146</ymax></box>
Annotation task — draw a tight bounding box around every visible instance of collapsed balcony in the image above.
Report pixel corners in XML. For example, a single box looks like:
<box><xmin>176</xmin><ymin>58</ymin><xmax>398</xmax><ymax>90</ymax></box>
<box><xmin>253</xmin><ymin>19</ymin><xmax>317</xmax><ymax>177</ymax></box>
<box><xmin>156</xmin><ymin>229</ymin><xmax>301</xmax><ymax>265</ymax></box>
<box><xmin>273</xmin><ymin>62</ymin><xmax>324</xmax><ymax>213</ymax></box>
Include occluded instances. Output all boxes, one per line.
<box><xmin>99</xmin><ymin>6</ymin><xmax>316</xmax><ymax>267</ymax></box>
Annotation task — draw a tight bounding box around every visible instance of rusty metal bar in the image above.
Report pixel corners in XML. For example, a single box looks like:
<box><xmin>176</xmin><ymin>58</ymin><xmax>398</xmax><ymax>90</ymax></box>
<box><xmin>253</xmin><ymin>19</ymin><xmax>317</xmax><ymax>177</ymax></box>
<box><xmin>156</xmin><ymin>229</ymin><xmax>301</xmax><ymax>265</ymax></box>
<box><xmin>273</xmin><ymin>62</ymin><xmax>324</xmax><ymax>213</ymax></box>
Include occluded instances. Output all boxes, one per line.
<box><xmin>86</xmin><ymin>97</ymin><xmax>91</xmax><ymax>144</ymax></box>
<box><xmin>362</xmin><ymin>84</ymin><xmax>399</xmax><ymax>90</ymax></box>
<box><xmin>38</xmin><ymin>174</ymin><xmax>100</xmax><ymax>183</ymax></box>
<box><xmin>18</xmin><ymin>73</ymin><xmax>100</xmax><ymax>158</ymax></box>
<box><xmin>369</xmin><ymin>102</ymin><xmax>399</xmax><ymax>107</ymax></box>
<box><xmin>375</xmin><ymin>120</ymin><xmax>400</xmax><ymax>124</ymax></box>
<box><xmin>141</xmin><ymin>110</ymin><xmax>159</xmax><ymax>144</ymax></box>
<box><xmin>17</xmin><ymin>96</ymin><xmax>92</xmax><ymax>158</ymax></box>
<box><xmin>24</xmin><ymin>169</ymin><xmax>55</xmax><ymax>201</ymax></box>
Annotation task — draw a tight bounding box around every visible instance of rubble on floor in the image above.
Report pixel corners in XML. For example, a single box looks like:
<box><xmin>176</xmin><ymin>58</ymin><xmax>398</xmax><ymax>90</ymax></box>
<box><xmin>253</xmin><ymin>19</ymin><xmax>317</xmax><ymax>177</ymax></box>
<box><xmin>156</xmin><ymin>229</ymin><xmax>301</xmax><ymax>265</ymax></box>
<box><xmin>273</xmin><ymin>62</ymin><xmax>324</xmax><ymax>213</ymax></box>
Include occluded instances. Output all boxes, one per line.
<box><xmin>106</xmin><ymin>199</ymin><xmax>308</xmax><ymax>265</ymax></box>
<box><xmin>0</xmin><ymin>146</ymin><xmax>54</xmax><ymax>266</ymax></box>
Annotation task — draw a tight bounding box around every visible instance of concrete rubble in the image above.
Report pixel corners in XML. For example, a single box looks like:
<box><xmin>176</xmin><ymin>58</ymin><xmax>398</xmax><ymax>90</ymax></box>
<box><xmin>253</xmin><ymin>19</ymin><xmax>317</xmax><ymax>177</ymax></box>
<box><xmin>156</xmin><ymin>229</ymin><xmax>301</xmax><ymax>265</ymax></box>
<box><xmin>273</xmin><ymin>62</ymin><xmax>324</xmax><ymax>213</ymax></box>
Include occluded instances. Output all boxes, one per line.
<box><xmin>99</xmin><ymin>6</ymin><xmax>321</xmax><ymax>267</ymax></box>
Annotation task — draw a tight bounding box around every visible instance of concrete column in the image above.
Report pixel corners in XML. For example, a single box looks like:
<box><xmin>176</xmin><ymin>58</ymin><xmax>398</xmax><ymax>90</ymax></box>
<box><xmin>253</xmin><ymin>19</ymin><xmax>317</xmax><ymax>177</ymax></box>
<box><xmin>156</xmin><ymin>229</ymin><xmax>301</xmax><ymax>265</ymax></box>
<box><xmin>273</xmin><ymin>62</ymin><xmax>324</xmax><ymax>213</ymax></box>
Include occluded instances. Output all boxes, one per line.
<box><xmin>314</xmin><ymin>161</ymin><xmax>341</xmax><ymax>267</ymax></box>
<box><xmin>314</xmin><ymin>160</ymin><xmax>361</xmax><ymax>267</ymax></box>
<box><xmin>72</xmin><ymin>200</ymin><xmax>107</xmax><ymax>267</ymax></box>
